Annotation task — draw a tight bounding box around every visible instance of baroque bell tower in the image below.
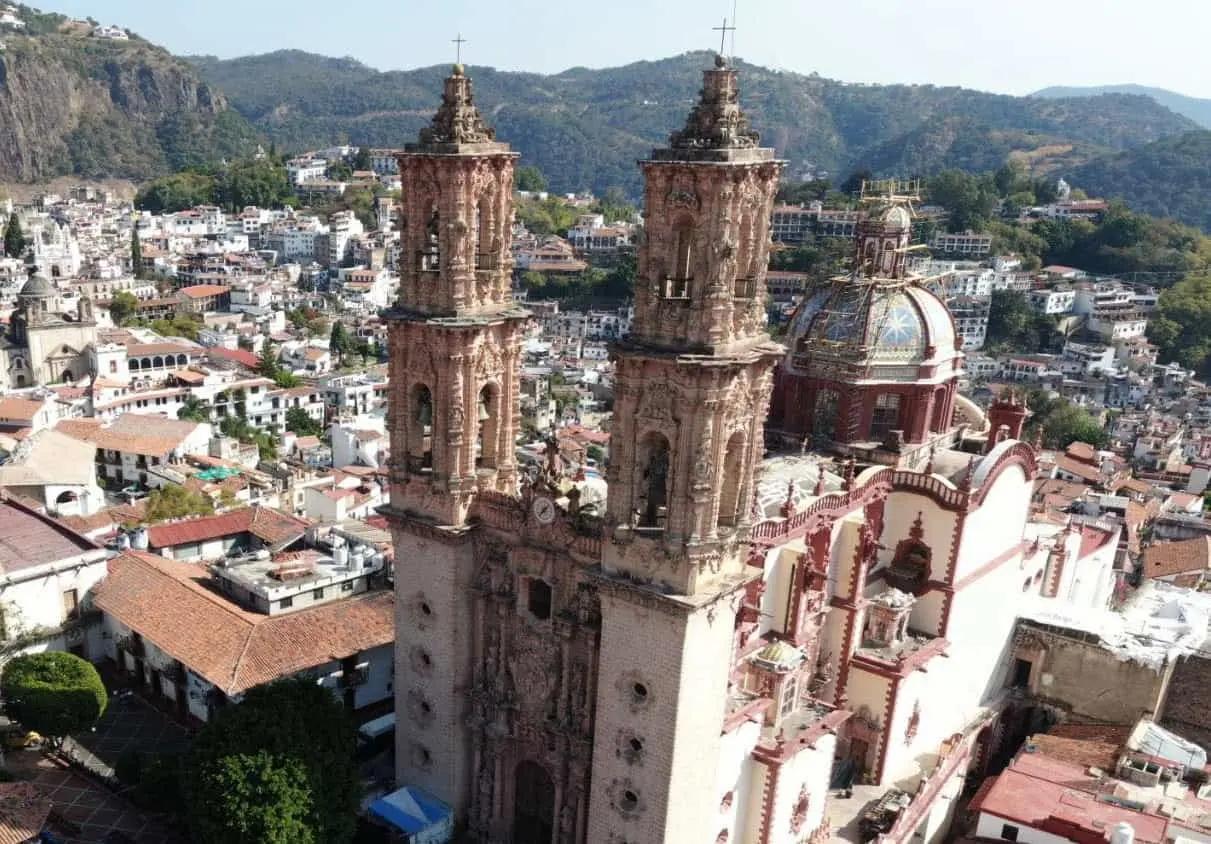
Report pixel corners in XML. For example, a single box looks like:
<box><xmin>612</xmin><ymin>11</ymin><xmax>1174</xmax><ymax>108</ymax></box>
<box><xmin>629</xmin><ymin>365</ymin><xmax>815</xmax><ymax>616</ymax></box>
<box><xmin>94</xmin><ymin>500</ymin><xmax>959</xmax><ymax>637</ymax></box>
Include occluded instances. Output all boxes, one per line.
<box><xmin>588</xmin><ymin>54</ymin><xmax>784</xmax><ymax>843</ymax></box>
<box><xmin>385</xmin><ymin>63</ymin><xmax>528</xmax><ymax>815</ymax></box>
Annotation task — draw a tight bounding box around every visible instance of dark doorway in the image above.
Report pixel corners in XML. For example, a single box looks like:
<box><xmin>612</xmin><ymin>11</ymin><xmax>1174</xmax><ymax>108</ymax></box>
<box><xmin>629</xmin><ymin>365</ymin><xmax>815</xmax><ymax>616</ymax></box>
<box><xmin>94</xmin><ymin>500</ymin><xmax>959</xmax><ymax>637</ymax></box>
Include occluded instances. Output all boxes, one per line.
<box><xmin>513</xmin><ymin>760</ymin><xmax>555</xmax><ymax>844</ymax></box>
<box><xmin>1011</xmin><ymin>658</ymin><xmax>1032</xmax><ymax>688</ymax></box>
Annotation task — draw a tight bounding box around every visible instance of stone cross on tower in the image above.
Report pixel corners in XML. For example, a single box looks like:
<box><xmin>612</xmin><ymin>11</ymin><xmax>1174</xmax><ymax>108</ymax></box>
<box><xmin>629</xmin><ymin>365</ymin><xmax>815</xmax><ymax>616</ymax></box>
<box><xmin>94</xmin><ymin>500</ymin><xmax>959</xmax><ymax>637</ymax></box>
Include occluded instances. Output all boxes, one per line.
<box><xmin>713</xmin><ymin>17</ymin><xmax>735</xmax><ymax>60</ymax></box>
<box><xmin>452</xmin><ymin>33</ymin><xmax>466</xmax><ymax>65</ymax></box>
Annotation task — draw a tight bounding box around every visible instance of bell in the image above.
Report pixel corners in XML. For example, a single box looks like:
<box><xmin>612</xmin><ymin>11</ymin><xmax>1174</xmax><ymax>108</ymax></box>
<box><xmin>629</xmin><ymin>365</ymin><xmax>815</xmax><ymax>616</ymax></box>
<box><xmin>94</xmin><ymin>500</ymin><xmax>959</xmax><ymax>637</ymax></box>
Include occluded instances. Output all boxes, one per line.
<box><xmin>416</xmin><ymin>401</ymin><xmax>432</xmax><ymax>426</ymax></box>
<box><xmin>478</xmin><ymin>400</ymin><xmax>490</xmax><ymax>422</ymax></box>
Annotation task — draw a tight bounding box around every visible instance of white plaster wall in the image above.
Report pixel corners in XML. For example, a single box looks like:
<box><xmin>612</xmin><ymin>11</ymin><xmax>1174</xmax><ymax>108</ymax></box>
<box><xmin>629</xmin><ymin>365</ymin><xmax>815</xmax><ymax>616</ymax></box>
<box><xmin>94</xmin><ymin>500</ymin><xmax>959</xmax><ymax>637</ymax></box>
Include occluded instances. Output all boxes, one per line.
<box><xmin>587</xmin><ymin>594</ymin><xmax>736</xmax><ymax>843</ymax></box>
<box><xmin>976</xmin><ymin>812</ymin><xmax>1072</xmax><ymax>844</ymax></box>
<box><xmin>353</xmin><ymin>642</ymin><xmax>394</xmax><ymax>710</ymax></box>
<box><xmin>954</xmin><ymin>467</ymin><xmax>1031</xmax><ymax>581</ymax></box>
<box><xmin>879</xmin><ymin>493</ymin><xmax>957</xmax><ymax>583</ymax></box>
<box><xmin>766</xmin><ymin>735</ymin><xmax>836</xmax><ymax>844</ymax></box>
<box><xmin>716</xmin><ymin>719</ymin><xmax>761</xmax><ymax>843</ymax></box>
<box><xmin>3</xmin><ymin>556</ymin><xmax>108</xmax><ymax>635</ymax></box>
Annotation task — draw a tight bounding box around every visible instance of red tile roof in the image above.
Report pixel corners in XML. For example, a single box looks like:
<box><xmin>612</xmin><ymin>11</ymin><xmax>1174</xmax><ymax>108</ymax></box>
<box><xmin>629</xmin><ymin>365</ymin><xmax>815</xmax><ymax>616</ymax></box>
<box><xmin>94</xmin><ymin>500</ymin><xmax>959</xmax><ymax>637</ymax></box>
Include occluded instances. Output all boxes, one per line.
<box><xmin>1143</xmin><ymin>537</ymin><xmax>1211</xmax><ymax>580</ymax></box>
<box><xmin>0</xmin><ymin>495</ymin><xmax>100</xmax><ymax>573</ymax></box>
<box><xmin>0</xmin><ymin>398</ymin><xmax>44</xmax><ymax>424</ymax></box>
<box><xmin>93</xmin><ymin>552</ymin><xmax>394</xmax><ymax>694</ymax></box>
<box><xmin>207</xmin><ymin>347</ymin><xmax>260</xmax><ymax>369</ymax></box>
<box><xmin>147</xmin><ymin>505</ymin><xmax>308</xmax><ymax>549</ymax></box>
<box><xmin>972</xmin><ymin>753</ymin><xmax>1166</xmax><ymax>844</ymax></box>
<box><xmin>178</xmin><ymin>284</ymin><xmax>230</xmax><ymax>298</ymax></box>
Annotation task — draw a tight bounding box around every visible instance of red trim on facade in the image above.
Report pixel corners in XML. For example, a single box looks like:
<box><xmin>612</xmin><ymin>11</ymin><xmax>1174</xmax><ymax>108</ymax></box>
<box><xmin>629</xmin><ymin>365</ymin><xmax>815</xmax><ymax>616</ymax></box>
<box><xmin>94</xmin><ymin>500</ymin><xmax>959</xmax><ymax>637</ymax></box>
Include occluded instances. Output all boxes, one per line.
<box><xmin>850</xmin><ymin>637</ymin><xmax>951</xmax><ymax>680</ymax></box>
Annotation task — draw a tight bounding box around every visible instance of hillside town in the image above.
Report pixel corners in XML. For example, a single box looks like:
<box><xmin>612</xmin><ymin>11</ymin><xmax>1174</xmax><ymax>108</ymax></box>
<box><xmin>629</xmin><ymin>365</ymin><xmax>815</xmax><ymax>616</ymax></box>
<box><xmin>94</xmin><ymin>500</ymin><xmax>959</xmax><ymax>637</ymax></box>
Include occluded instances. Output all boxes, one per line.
<box><xmin>0</xmin><ymin>46</ymin><xmax>1210</xmax><ymax>844</ymax></box>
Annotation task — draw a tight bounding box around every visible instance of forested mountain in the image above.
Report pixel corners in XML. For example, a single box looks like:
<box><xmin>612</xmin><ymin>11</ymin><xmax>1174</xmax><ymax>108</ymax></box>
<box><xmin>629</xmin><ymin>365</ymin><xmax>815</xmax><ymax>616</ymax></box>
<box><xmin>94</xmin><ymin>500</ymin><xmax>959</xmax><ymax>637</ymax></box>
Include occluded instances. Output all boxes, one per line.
<box><xmin>0</xmin><ymin>6</ymin><xmax>261</xmax><ymax>182</ymax></box>
<box><xmin>189</xmin><ymin>50</ymin><xmax>1197</xmax><ymax>198</ymax></box>
<box><xmin>1033</xmin><ymin>84</ymin><xmax>1211</xmax><ymax>129</ymax></box>
<box><xmin>1070</xmin><ymin>131</ymin><xmax>1211</xmax><ymax>231</ymax></box>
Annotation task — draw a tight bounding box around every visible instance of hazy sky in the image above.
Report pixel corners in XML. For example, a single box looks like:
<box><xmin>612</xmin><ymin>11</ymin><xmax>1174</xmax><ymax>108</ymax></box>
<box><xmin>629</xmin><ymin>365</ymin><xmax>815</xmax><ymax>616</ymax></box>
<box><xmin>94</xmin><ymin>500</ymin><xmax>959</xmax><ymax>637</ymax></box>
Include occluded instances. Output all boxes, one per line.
<box><xmin>48</xmin><ymin>0</ymin><xmax>1211</xmax><ymax>97</ymax></box>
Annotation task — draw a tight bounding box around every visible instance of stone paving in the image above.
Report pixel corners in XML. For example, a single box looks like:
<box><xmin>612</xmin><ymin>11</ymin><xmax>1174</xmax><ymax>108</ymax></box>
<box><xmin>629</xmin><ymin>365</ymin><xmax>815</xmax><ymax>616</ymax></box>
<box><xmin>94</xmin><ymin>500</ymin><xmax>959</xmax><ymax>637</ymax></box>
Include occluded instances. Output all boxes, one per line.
<box><xmin>8</xmin><ymin>754</ymin><xmax>183</xmax><ymax>844</ymax></box>
<box><xmin>73</xmin><ymin>693</ymin><xmax>191</xmax><ymax>776</ymax></box>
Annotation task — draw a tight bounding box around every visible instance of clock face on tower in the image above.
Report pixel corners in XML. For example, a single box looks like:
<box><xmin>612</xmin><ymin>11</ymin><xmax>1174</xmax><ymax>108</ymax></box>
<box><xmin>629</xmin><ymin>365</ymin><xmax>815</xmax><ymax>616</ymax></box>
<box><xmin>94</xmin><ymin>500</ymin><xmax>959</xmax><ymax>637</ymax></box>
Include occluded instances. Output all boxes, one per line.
<box><xmin>532</xmin><ymin>495</ymin><xmax>557</xmax><ymax>525</ymax></box>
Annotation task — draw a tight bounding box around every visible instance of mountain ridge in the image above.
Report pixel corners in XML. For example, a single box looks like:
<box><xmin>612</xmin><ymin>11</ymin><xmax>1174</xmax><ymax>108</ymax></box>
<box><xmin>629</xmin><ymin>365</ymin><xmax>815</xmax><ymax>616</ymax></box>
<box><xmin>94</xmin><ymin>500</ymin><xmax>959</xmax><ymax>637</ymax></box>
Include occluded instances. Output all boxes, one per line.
<box><xmin>188</xmin><ymin>50</ymin><xmax>1199</xmax><ymax>198</ymax></box>
<box><xmin>1033</xmin><ymin>84</ymin><xmax>1211</xmax><ymax>129</ymax></box>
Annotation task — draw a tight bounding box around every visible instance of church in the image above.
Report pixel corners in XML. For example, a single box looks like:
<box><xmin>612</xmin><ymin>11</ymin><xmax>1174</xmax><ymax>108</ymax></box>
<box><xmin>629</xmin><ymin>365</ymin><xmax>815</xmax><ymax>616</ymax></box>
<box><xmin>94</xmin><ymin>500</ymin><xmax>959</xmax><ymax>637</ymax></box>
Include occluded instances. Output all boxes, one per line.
<box><xmin>386</xmin><ymin>55</ymin><xmax>1064</xmax><ymax>844</ymax></box>
<box><xmin>0</xmin><ymin>273</ymin><xmax>100</xmax><ymax>389</ymax></box>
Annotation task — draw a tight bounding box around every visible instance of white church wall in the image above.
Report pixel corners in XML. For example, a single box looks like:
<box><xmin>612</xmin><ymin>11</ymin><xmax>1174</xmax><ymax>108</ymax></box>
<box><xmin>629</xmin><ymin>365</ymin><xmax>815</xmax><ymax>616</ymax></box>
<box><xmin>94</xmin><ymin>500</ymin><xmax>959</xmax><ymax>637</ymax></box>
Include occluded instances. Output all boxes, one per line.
<box><xmin>953</xmin><ymin>465</ymin><xmax>1031</xmax><ymax>581</ymax></box>
<box><xmin>764</xmin><ymin>734</ymin><xmax>836</xmax><ymax>844</ymax></box>
<box><xmin>717</xmin><ymin>719</ymin><xmax>761</xmax><ymax>844</ymax></box>
<box><xmin>880</xmin><ymin>492</ymin><xmax>957</xmax><ymax>583</ymax></box>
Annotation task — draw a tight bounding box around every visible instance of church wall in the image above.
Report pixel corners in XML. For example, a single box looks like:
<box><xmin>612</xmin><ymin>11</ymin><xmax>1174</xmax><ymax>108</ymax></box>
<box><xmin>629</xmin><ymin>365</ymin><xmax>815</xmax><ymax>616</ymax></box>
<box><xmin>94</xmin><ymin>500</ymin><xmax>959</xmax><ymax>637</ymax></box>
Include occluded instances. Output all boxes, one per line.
<box><xmin>392</xmin><ymin>530</ymin><xmax>476</xmax><ymax>818</ymax></box>
<box><xmin>27</xmin><ymin>322</ymin><xmax>97</xmax><ymax>384</ymax></box>
<box><xmin>909</xmin><ymin>590</ymin><xmax>946</xmax><ymax>638</ymax></box>
<box><xmin>1057</xmin><ymin>529</ymin><xmax>1119</xmax><ymax>611</ymax></box>
<box><xmin>882</xmin><ymin>666</ymin><xmax>932</xmax><ymax>784</ymax></box>
<box><xmin>844</xmin><ymin>667</ymin><xmax>892</xmax><ymax>775</ymax></box>
<box><xmin>761</xmin><ymin>545</ymin><xmax>802</xmax><ymax>637</ymax></box>
<box><xmin>763</xmin><ymin>735</ymin><xmax>836</xmax><ymax>844</ymax></box>
<box><xmin>879</xmin><ymin>492</ymin><xmax>956</xmax><ymax>584</ymax></box>
<box><xmin>717</xmin><ymin>719</ymin><xmax>761</xmax><ymax>844</ymax></box>
<box><xmin>954</xmin><ymin>466</ymin><xmax>1031</xmax><ymax>581</ymax></box>
<box><xmin>934</xmin><ymin>551</ymin><xmax>1028</xmax><ymax>720</ymax></box>
<box><xmin>588</xmin><ymin>591</ymin><xmax>737</xmax><ymax>843</ymax></box>
<box><xmin>832</xmin><ymin>517</ymin><xmax>865</xmax><ymax>601</ymax></box>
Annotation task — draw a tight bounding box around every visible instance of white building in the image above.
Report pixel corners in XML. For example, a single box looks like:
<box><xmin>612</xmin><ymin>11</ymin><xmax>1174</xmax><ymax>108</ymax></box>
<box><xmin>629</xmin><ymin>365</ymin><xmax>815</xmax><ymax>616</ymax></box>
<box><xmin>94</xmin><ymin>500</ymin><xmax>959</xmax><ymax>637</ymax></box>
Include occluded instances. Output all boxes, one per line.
<box><xmin>1028</xmin><ymin>288</ymin><xmax>1076</xmax><ymax>315</ymax></box>
<box><xmin>94</xmin><ymin>547</ymin><xmax>394</xmax><ymax>721</ymax></box>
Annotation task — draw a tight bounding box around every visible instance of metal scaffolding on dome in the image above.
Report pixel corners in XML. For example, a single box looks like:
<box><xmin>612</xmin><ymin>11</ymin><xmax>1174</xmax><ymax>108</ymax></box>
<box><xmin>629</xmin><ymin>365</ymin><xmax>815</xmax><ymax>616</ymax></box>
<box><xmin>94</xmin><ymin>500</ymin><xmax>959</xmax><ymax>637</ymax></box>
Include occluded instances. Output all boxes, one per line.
<box><xmin>790</xmin><ymin>179</ymin><xmax>954</xmax><ymax>364</ymax></box>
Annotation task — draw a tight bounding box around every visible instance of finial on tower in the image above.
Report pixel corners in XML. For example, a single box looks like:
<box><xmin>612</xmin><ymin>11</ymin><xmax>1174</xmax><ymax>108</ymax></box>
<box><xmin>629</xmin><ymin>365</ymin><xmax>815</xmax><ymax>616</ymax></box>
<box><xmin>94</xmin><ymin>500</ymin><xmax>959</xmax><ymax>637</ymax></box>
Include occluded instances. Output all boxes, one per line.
<box><xmin>712</xmin><ymin>17</ymin><xmax>736</xmax><ymax>64</ymax></box>
<box><xmin>452</xmin><ymin>33</ymin><xmax>467</xmax><ymax>69</ymax></box>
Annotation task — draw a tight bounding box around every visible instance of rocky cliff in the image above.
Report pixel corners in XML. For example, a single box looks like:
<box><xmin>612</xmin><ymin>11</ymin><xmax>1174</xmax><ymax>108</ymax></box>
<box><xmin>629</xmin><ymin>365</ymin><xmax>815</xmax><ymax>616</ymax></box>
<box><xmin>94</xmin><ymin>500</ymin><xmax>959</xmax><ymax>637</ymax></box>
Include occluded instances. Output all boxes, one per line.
<box><xmin>0</xmin><ymin>29</ymin><xmax>261</xmax><ymax>181</ymax></box>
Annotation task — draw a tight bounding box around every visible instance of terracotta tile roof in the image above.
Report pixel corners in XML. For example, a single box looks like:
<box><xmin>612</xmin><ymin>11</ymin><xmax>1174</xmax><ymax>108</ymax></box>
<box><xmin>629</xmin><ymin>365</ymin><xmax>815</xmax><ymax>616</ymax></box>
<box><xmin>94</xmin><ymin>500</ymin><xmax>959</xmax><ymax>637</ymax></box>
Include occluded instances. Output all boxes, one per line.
<box><xmin>207</xmin><ymin>347</ymin><xmax>260</xmax><ymax>369</ymax></box>
<box><xmin>1054</xmin><ymin>455</ymin><xmax>1103</xmax><ymax>483</ymax></box>
<box><xmin>0</xmin><ymin>496</ymin><xmax>100</xmax><ymax>574</ymax></box>
<box><xmin>126</xmin><ymin>342</ymin><xmax>196</xmax><ymax>358</ymax></box>
<box><xmin>1143</xmin><ymin>537</ymin><xmax>1211</xmax><ymax>579</ymax></box>
<box><xmin>0</xmin><ymin>782</ymin><xmax>51</xmax><ymax>844</ymax></box>
<box><xmin>178</xmin><ymin>284</ymin><xmax>230</xmax><ymax>298</ymax></box>
<box><xmin>1029</xmin><ymin>725</ymin><xmax>1131</xmax><ymax>771</ymax></box>
<box><xmin>1077</xmin><ymin>524</ymin><xmax>1117</xmax><ymax>560</ymax></box>
<box><xmin>293</xmin><ymin>436</ymin><xmax>322</xmax><ymax>450</ymax></box>
<box><xmin>1065</xmin><ymin>442</ymin><xmax>1097</xmax><ymax>463</ymax></box>
<box><xmin>146</xmin><ymin>505</ymin><xmax>308</xmax><ymax>549</ymax></box>
<box><xmin>0</xmin><ymin>398</ymin><xmax>43</xmax><ymax>423</ymax></box>
<box><xmin>303</xmin><ymin>347</ymin><xmax>329</xmax><ymax>361</ymax></box>
<box><xmin>94</xmin><ymin>552</ymin><xmax>394</xmax><ymax>695</ymax></box>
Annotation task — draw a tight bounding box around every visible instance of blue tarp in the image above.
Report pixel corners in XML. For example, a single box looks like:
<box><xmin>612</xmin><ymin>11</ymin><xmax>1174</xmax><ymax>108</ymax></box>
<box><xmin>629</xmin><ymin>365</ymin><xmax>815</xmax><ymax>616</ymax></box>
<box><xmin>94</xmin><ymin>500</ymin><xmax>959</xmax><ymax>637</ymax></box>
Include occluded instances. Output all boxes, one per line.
<box><xmin>370</xmin><ymin>787</ymin><xmax>453</xmax><ymax>841</ymax></box>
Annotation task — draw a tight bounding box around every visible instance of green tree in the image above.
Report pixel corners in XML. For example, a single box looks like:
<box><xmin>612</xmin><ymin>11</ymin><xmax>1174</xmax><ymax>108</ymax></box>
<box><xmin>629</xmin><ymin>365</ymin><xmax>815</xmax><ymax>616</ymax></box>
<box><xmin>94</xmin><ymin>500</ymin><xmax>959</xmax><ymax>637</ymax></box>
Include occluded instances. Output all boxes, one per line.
<box><xmin>328</xmin><ymin>160</ymin><xmax>353</xmax><ymax>182</ymax></box>
<box><xmin>135</xmin><ymin>172</ymin><xmax>217</xmax><ymax>214</ymax></box>
<box><xmin>3</xmin><ymin>213</ymin><xmax>26</xmax><ymax>258</ymax></box>
<box><xmin>130</xmin><ymin>227</ymin><xmax>144</xmax><ymax>279</ymax></box>
<box><xmin>925</xmin><ymin>170</ymin><xmax>997</xmax><ymax>232</ymax></box>
<box><xmin>188</xmin><ymin>751</ymin><xmax>315</xmax><ymax>844</ymax></box>
<box><xmin>285</xmin><ymin>407</ymin><xmax>323</xmax><ymax>438</ymax></box>
<box><xmin>352</xmin><ymin>147</ymin><xmax>372</xmax><ymax>171</ymax></box>
<box><xmin>515</xmin><ymin>165</ymin><xmax>548</xmax><ymax>193</ymax></box>
<box><xmin>1039</xmin><ymin>402</ymin><xmax>1108</xmax><ymax>450</ymax></box>
<box><xmin>178</xmin><ymin>394</ymin><xmax>211</xmax><ymax>423</ymax></box>
<box><xmin>144</xmin><ymin>485</ymin><xmax>215</xmax><ymax>522</ymax></box>
<box><xmin>183</xmin><ymin>680</ymin><xmax>357</xmax><ymax>844</ymax></box>
<box><xmin>109</xmin><ymin>291</ymin><xmax>140</xmax><ymax>327</ymax></box>
<box><xmin>985</xmin><ymin>290</ymin><xmax>1059</xmax><ymax>353</ymax></box>
<box><xmin>329</xmin><ymin>322</ymin><xmax>350</xmax><ymax>364</ymax></box>
<box><xmin>1149</xmin><ymin>274</ymin><xmax>1211</xmax><ymax>373</ymax></box>
<box><xmin>1</xmin><ymin>653</ymin><xmax>107</xmax><ymax>743</ymax></box>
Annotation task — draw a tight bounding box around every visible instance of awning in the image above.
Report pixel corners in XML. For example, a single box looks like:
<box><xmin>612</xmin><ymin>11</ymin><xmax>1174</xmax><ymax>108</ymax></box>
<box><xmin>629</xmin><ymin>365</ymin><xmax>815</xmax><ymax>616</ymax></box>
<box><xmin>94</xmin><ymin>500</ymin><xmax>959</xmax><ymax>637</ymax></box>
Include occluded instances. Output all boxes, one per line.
<box><xmin>369</xmin><ymin>787</ymin><xmax>452</xmax><ymax>839</ymax></box>
<box><xmin>358</xmin><ymin>712</ymin><xmax>396</xmax><ymax>740</ymax></box>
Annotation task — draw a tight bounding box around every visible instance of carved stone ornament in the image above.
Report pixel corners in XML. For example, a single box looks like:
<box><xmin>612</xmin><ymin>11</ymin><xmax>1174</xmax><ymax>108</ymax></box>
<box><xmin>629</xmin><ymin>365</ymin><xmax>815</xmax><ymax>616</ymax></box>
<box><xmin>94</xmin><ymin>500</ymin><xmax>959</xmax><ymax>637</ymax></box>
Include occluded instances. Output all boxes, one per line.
<box><xmin>790</xmin><ymin>785</ymin><xmax>810</xmax><ymax>834</ymax></box>
<box><xmin>508</xmin><ymin>625</ymin><xmax>558</xmax><ymax>720</ymax></box>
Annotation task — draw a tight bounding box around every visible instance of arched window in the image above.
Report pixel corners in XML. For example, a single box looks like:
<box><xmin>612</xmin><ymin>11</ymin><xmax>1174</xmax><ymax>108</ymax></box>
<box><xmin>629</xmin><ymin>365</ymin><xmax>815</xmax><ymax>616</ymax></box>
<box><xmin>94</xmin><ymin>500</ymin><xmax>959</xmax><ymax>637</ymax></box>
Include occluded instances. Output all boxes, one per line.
<box><xmin>409</xmin><ymin>384</ymin><xmax>434</xmax><ymax>473</ymax></box>
<box><xmin>718</xmin><ymin>433</ymin><xmax>746</xmax><ymax>529</ymax></box>
<box><xmin>61</xmin><ymin>370</ymin><xmax>73</xmax><ymax>383</ymax></box>
<box><xmin>665</xmin><ymin>215</ymin><xmax>694</xmax><ymax>298</ymax></box>
<box><xmin>419</xmin><ymin>205</ymin><xmax>440</xmax><ymax>271</ymax></box>
<box><xmin>476</xmin><ymin>384</ymin><xmax>499</xmax><ymax>469</ymax></box>
<box><xmin>152</xmin><ymin>356</ymin><xmax>164</xmax><ymax>369</ymax></box>
<box><xmin>473</xmin><ymin>199</ymin><xmax>491</xmax><ymax>270</ymax></box>
<box><xmin>870</xmin><ymin>393</ymin><xmax>902</xmax><ymax>440</ymax></box>
<box><xmin>55</xmin><ymin>491</ymin><xmax>78</xmax><ymax>504</ymax></box>
<box><xmin>813</xmin><ymin>388</ymin><xmax>839</xmax><ymax>443</ymax></box>
<box><xmin>177</xmin><ymin>354</ymin><xmax>187</xmax><ymax>366</ymax></box>
<box><xmin>635</xmin><ymin>433</ymin><xmax>671</xmax><ymax>529</ymax></box>
<box><xmin>15</xmin><ymin>375</ymin><xmax>25</xmax><ymax>387</ymax></box>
